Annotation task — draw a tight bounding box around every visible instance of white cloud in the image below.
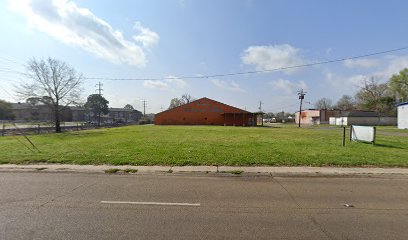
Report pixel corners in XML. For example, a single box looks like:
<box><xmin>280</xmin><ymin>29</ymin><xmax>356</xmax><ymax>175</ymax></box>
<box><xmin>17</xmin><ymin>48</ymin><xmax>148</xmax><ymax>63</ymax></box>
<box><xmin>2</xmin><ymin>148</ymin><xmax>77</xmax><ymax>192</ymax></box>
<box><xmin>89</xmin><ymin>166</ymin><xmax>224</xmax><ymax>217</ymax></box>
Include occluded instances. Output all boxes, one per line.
<box><xmin>327</xmin><ymin>55</ymin><xmax>408</xmax><ymax>89</ymax></box>
<box><xmin>143</xmin><ymin>76</ymin><xmax>187</xmax><ymax>90</ymax></box>
<box><xmin>241</xmin><ymin>44</ymin><xmax>308</xmax><ymax>74</ymax></box>
<box><xmin>269</xmin><ymin>79</ymin><xmax>307</xmax><ymax>95</ymax></box>
<box><xmin>165</xmin><ymin>76</ymin><xmax>187</xmax><ymax>88</ymax></box>
<box><xmin>211</xmin><ymin>79</ymin><xmax>245</xmax><ymax>92</ymax></box>
<box><xmin>325</xmin><ymin>68</ymin><xmax>367</xmax><ymax>91</ymax></box>
<box><xmin>178</xmin><ymin>0</ymin><xmax>186</xmax><ymax>7</ymax></box>
<box><xmin>143</xmin><ymin>80</ymin><xmax>168</xmax><ymax>89</ymax></box>
<box><xmin>343</xmin><ymin>58</ymin><xmax>380</xmax><ymax>69</ymax></box>
<box><xmin>9</xmin><ymin>0</ymin><xmax>159</xmax><ymax>66</ymax></box>
<box><xmin>133</xmin><ymin>21</ymin><xmax>159</xmax><ymax>48</ymax></box>
<box><xmin>346</xmin><ymin>74</ymin><xmax>368</xmax><ymax>86</ymax></box>
<box><xmin>377</xmin><ymin>55</ymin><xmax>408</xmax><ymax>78</ymax></box>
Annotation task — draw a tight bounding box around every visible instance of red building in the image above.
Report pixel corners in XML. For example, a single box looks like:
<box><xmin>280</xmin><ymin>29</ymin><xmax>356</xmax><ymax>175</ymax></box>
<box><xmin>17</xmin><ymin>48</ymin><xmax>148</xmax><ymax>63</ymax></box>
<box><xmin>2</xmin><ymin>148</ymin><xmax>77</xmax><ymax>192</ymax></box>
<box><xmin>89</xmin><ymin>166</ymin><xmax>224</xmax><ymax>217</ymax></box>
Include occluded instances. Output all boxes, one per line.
<box><xmin>155</xmin><ymin>97</ymin><xmax>261</xmax><ymax>126</ymax></box>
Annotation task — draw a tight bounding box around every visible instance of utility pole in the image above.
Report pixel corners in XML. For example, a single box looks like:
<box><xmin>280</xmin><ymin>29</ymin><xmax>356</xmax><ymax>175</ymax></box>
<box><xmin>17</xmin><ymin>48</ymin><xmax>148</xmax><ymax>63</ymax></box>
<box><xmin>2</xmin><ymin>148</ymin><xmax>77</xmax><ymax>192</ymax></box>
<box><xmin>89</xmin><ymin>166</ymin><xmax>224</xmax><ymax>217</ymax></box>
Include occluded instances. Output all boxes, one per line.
<box><xmin>95</xmin><ymin>82</ymin><xmax>103</xmax><ymax>126</ymax></box>
<box><xmin>95</xmin><ymin>82</ymin><xmax>103</xmax><ymax>96</ymax></box>
<box><xmin>259</xmin><ymin>101</ymin><xmax>263</xmax><ymax>126</ymax></box>
<box><xmin>141</xmin><ymin>99</ymin><xmax>147</xmax><ymax>116</ymax></box>
<box><xmin>297</xmin><ymin>89</ymin><xmax>306</xmax><ymax>128</ymax></box>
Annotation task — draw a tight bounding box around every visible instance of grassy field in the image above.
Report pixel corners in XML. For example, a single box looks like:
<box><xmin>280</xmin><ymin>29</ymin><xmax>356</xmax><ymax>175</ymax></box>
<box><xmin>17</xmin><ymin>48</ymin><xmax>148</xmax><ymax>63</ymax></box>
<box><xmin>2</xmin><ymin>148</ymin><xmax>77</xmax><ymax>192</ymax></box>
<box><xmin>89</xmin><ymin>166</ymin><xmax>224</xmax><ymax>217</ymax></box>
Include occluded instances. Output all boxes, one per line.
<box><xmin>0</xmin><ymin>124</ymin><xmax>407</xmax><ymax>167</ymax></box>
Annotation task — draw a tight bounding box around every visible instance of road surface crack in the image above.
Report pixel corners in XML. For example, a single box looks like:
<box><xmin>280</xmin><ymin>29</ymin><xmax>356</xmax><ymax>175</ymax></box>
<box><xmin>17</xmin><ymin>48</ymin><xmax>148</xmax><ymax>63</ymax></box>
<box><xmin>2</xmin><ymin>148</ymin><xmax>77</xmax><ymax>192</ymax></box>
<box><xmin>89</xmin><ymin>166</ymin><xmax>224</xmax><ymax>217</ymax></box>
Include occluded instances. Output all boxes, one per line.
<box><xmin>271</xmin><ymin>175</ymin><xmax>338</xmax><ymax>240</ymax></box>
<box><xmin>39</xmin><ymin>181</ymin><xmax>97</xmax><ymax>207</ymax></box>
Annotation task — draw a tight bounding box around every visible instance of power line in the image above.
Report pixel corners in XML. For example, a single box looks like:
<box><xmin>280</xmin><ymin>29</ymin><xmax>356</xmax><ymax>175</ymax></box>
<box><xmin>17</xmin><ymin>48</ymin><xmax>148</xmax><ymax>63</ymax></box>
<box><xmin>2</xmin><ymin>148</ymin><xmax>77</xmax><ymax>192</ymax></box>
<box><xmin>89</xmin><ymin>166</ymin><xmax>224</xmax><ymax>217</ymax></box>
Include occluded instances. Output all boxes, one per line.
<box><xmin>83</xmin><ymin>46</ymin><xmax>408</xmax><ymax>81</ymax></box>
<box><xmin>0</xmin><ymin>69</ymin><xmax>26</xmax><ymax>75</ymax></box>
<box><xmin>0</xmin><ymin>85</ymin><xmax>15</xmax><ymax>99</ymax></box>
<box><xmin>263</xmin><ymin>102</ymin><xmax>300</xmax><ymax>113</ymax></box>
<box><xmin>1</xmin><ymin>45</ymin><xmax>407</xmax><ymax>82</ymax></box>
<box><xmin>0</xmin><ymin>56</ymin><xmax>26</xmax><ymax>67</ymax></box>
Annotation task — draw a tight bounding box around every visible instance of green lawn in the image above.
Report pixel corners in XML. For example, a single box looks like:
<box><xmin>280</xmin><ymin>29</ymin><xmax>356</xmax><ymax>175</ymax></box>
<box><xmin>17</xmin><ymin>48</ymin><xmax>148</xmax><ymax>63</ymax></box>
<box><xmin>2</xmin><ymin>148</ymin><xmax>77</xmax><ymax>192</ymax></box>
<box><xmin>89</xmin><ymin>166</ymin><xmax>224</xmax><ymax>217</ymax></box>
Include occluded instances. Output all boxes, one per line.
<box><xmin>0</xmin><ymin>124</ymin><xmax>407</xmax><ymax>167</ymax></box>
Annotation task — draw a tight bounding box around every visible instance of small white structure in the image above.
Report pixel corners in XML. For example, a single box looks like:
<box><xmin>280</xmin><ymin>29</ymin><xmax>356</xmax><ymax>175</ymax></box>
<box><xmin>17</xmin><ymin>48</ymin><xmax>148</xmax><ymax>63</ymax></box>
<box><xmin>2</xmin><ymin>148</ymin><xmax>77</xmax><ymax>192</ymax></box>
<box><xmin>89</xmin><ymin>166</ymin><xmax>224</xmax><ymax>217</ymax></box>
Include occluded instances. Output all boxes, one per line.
<box><xmin>351</xmin><ymin>125</ymin><xmax>376</xmax><ymax>143</ymax></box>
<box><xmin>397</xmin><ymin>102</ymin><xmax>408</xmax><ymax>129</ymax></box>
<box><xmin>329</xmin><ymin>112</ymin><xmax>397</xmax><ymax>126</ymax></box>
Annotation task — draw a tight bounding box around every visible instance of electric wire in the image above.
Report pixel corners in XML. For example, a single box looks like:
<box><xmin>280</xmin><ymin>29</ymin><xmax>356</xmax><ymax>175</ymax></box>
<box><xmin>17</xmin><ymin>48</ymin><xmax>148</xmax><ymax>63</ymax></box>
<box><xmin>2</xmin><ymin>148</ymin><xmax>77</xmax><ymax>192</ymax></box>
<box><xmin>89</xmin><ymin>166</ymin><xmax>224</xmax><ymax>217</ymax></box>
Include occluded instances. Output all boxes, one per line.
<box><xmin>82</xmin><ymin>46</ymin><xmax>408</xmax><ymax>81</ymax></box>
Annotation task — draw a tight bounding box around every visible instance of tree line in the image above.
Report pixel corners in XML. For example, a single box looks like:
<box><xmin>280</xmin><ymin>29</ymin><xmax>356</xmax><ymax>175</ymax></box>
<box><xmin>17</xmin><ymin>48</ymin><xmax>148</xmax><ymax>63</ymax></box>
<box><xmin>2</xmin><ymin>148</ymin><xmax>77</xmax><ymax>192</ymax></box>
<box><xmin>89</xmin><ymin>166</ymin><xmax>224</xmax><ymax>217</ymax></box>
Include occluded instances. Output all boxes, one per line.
<box><xmin>314</xmin><ymin>70</ymin><xmax>408</xmax><ymax>116</ymax></box>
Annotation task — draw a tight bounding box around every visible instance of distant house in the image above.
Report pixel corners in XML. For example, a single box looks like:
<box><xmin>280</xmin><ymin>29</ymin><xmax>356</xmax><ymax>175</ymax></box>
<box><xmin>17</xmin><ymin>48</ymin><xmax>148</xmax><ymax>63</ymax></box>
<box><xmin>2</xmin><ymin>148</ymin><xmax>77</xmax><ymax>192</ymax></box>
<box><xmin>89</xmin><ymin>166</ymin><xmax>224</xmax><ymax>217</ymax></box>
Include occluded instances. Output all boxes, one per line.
<box><xmin>295</xmin><ymin>109</ymin><xmax>397</xmax><ymax>126</ymax></box>
<box><xmin>397</xmin><ymin>102</ymin><xmax>408</xmax><ymax>129</ymax></box>
<box><xmin>9</xmin><ymin>103</ymin><xmax>142</xmax><ymax>123</ymax></box>
<box><xmin>155</xmin><ymin>97</ymin><xmax>262</xmax><ymax>126</ymax></box>
<box><xmin>104</xmin><ymin>108</ymin><xmax>143</xmax><ymax>123</ymax></box>
<box><xmin>70</xmin><ymin>107</ymin><xmax>142</xmax><ymax>123</ymax></box>
<box><xmin>10</xmin><ymin>102</ymin><xmax>70</xmax><ymax>122</ymax></box>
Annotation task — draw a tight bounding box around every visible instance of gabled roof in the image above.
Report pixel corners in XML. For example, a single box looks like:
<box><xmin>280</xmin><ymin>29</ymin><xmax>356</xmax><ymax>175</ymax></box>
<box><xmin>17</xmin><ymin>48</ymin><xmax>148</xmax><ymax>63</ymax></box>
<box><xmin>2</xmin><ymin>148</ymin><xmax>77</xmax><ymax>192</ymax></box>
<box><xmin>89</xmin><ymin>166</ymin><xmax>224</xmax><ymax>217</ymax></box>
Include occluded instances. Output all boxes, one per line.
<box><xmin>397</xmin><ymin>102</ymin><xmax>408</xmax><ymax>107</ymax></box>
<box><xmin>156</xmin><ymin>97</ymin><xmax>250</xmax><ymax>115</ymax></box>
<box><xmin>109</xmin><ymin>108</ymin><xmax>142</xmax><ymax>113</ymax></box>
<box><xmin>10</xmin><ymin>103</ymin><xmax>31</xmax><ymax>110</ymax></box>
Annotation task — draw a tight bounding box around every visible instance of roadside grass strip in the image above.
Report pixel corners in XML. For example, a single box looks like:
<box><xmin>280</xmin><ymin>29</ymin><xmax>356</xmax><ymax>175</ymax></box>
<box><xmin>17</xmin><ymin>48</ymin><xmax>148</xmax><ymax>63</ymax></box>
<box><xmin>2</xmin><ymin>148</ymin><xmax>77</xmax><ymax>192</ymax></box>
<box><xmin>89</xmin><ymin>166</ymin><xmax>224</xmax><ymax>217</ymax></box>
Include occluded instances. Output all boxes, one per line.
<box><xmin>1</xmin><ymin>125</ymin><xmax>407</xmax><ymax>167</ymax></box>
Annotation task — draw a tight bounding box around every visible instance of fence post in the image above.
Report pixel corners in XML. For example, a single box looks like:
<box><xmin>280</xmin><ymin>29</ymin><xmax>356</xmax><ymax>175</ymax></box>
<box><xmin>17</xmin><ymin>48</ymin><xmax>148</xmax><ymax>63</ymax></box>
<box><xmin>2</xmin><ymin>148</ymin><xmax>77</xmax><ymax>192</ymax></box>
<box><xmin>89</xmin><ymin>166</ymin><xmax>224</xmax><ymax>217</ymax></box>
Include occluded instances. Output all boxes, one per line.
<box><xmin>37</xmin><ymin>124</ymin><xmax>41</xmax><ymax>134</ymax></box>
<box><xmin>342</xmin><ymin>127</ymin><xmax>346</xmax><ymax>147</ymax></box>
<box><xmin>2</xmin><ymin>124</ymin><xmax>5</xmax><ymax>136</ymax></box>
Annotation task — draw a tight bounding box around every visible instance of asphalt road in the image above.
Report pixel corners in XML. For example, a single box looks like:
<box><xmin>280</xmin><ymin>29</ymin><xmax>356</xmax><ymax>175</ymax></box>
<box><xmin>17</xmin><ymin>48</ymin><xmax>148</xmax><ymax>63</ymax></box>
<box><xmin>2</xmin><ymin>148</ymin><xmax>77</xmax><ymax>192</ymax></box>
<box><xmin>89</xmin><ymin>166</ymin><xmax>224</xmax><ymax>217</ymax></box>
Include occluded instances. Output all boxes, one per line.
<box><xmin>1</xmin><ymin>172</ymin><xmax>408</xmax><ymax>240</ymax></box>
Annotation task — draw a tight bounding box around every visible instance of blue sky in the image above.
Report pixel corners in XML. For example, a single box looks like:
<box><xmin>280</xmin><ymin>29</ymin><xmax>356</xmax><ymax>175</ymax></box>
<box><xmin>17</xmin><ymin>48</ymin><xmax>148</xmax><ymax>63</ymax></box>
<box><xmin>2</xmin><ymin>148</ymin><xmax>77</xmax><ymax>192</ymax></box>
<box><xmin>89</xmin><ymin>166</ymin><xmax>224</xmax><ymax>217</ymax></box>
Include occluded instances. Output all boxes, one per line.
<box><xmin>1</xmin><ymin>0</ymin><xmax>408</xmax><ymax>113</ymax></box>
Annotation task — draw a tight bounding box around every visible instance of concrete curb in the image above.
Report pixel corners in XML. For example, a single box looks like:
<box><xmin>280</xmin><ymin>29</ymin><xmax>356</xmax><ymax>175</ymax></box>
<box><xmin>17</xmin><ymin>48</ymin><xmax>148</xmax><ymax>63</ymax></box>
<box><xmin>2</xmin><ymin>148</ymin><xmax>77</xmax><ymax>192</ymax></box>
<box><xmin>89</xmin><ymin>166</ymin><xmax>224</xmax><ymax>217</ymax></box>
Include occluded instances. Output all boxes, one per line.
<box><xmin>1</xmin><ymin>164</ymin><xmax>408</xmax><ymax>177</ymax></box>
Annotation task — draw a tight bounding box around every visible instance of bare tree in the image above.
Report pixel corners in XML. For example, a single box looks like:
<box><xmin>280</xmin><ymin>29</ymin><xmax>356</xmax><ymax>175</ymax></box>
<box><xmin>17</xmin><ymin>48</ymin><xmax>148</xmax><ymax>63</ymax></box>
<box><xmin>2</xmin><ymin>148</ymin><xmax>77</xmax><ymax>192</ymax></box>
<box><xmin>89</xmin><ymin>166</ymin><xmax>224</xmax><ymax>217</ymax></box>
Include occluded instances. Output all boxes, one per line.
<box><xmin>355</xmin><ymin>77</ymin><xmax>395</xmax><ymax>115</ymax></box>
<box><xmin>18</xmin><ymin>57</ymin><xmax>83</xmax><ymax>132</ymax></box>
<box><xmin>168</xmin><ymin>98</ymin><xmax>184</xmax><ymax>109</ymax></box>
<box><xmin>335</xmin><ymin>95</ymin><xmax>356</xmax><ymax>110</ymax></box>
<box><xmin>181</xmin><ymin>93</ymin><xmax>195</xmax><ymax>104</ymax></box>
<box><xmin>168</xmin><ymin>94</ymin><xmax>196</xmax><ymax>109</ymax></box>
<box><xmin>314</xmin><ymin>97</ymin><xmax>333</xmax><ymax>109</ymax></box>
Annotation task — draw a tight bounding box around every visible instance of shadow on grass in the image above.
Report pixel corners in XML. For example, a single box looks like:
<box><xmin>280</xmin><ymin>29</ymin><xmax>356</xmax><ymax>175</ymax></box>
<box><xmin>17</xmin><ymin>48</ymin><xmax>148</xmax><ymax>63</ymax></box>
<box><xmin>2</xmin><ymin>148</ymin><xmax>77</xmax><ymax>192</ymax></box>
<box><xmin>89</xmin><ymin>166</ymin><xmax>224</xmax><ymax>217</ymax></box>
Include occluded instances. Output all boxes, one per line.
<box><xmin>256</xmin><ymin>125</ymin><xmax>282</xmax><ymax>128</ymax></box>
<box><xmin>374</xmin><ymin>143</ymin><xmax>405</xmax><ymax>149</ymax></box>
<box><xmin>57</xmin><ymin>131</ymin><xmax>107</xmax><ymax>138</ymax></box>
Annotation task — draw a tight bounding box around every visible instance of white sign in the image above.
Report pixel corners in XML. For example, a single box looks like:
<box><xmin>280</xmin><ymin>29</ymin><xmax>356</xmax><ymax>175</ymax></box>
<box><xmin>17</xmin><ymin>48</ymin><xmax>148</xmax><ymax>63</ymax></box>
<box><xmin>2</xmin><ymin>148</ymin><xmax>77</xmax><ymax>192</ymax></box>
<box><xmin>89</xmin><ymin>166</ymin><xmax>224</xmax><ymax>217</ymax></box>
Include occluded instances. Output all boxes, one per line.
<box><xmin>351</xmin><ymin>125</ymin><xmax>376</xmax><ymax>143</ymax></box>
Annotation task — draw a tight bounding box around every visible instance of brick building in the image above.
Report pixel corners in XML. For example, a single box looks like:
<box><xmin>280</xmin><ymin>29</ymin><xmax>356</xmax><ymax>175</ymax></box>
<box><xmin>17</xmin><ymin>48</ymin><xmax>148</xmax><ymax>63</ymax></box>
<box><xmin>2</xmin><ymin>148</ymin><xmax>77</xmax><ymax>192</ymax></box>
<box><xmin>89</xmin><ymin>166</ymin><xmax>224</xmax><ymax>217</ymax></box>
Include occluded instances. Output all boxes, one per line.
<box><xmin>155</xmin><ymin>97</ymin><xmax>261</xmax><ymax>126</ymax></box>
<box><xmin>8</xmin><ymin>103</ymin><xmax>142</xmax><ymax>123</ymax></box>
